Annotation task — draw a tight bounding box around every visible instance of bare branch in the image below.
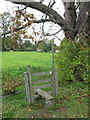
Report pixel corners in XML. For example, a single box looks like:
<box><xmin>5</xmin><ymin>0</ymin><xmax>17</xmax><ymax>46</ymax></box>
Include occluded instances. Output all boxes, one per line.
<box><xmin>54</xmin><ymin>35</ymin><xmax>62</xmax><ymax>42</ymax></box>
<box><xmin>44</xmin><ymin>28</ymin><xmax>62</xmax><ymax>36</ymax></box>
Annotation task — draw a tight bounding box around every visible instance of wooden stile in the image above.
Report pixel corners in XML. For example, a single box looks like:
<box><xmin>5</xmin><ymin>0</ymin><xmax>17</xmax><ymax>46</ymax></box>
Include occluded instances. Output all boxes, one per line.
<box><xmin>24</xmin><ymin>72</ymin><xmax>31</xmax><ymax>105</ymax></box>
<box><xmin>24</xmin><ymin>64</ymin><xmax>58</xmax><ymax>107</ymax></box>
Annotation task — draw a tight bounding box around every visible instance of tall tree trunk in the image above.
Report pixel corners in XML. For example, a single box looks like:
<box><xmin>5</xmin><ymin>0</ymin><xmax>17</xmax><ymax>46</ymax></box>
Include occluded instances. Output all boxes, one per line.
<box><xmin>76</xmin><ymin>2</ymin><xmax>90</xmax><ymax>34</ymax></box>
<box><xmin>63</xmin><ymin>2</ymin><xmax>77</xmax><ymax>36</ymax></box>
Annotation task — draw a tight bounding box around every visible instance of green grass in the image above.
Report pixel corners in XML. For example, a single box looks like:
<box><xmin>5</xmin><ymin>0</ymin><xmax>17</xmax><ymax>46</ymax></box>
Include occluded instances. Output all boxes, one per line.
<box><xmin>2</xmin><ymin>51</ymin><xmax>88</xmax><ymax>118</ymax></box>
<box><xmin>2</xmin><ymin>82</ymin><xmax>88</xmax><ymax>118</ymax></box>
<box><xmin>2</xmin><ymin>51</ymin><xmax>52</xmax><ymax>69</ymax></box>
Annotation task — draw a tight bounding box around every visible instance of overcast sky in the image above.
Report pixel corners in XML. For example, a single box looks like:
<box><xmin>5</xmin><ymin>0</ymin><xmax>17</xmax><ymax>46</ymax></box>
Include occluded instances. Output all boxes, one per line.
<box><xmin>0</xmin><ymin>0</ymin><xmax>65</xmax><ymax>46</ymax></box>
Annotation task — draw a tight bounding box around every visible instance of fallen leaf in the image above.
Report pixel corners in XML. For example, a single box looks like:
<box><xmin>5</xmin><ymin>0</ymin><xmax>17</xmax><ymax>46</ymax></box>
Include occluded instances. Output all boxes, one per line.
<box><xmin>32</xmin><ymin>116</ymin><xmax>34</xmax><ymax>118</ymax></box>
<box><xmin>36</xmin><ymin>104</ymin><xmax>39</xmax><ymax>106</ymax></box>
<box><xmin>74</xmin><ymin>108</ymin><xmax>76</xmax><ymax>110</ymax></box>
<box><xmin>73</xmin><ymin>115</ymin><xmax>76</xmax><ymax>117</ymax></box>
<box><xmin>70</xmin><ymin>118</ymin><xmax>72</xmax><ymax>120</ymax></box>
<box><xmin>28</xmin><ymin>109</ymin><xmax>31</xmax><ymax>112</ymax></box>
<box><xmin>27</xmin><ymin>106</ymin><xmax>30</xmax><ymax>110</ymax></box>
<box><xmin>79</xmin><ymin>102</ymin><xmax>82</xmax><ymax>104</ymax></box>
<box><xmin>53</xmin><ymin>115</ymin><xmax>55</xmax><ymax>117</ymax></box>
<box><xmin>59</xmin><ymin>99</ymin><xmax>60</xmax><ymax>104</ymax></box>
<box><xmin>37</xmin><ymin>108</ymin><xmax>41</xmax><ymax>110</ymax></box>
<box><xmin>67</xmin><ymin>96</ymin><xmax>69</xmax><ymax>98</ymax></box>
<box><xmin>73</xmin><ymin>104</ymin><xmax>74</xmax><ymax>106</ymax></box>
<box><xmin>44</xmin><ymin>115</ymin><xmax>46</xmax><ymax>118</ymax></box>
<box><xmin>19</xmin><ymin>116</ymin><xmax>22</xmax><ymax>118</ymax></box>
<box><xmin>79</xmin><ymin>112</ymin><xmax>81</xmax><ymax>114</ymax></box>
<box><xmin>81</xmin><ymin>115</ymin><xmax>84</xmax><ymax>117</ymax></box>
<box><xmin>85</xmin><ymin>113</ymin><xmax>87</xmax><ymax>115</ymax></box>
<box><xmin>85</xmin><ymin>107</ymin><xmax>87</xmax><ymax>109</ymax></box>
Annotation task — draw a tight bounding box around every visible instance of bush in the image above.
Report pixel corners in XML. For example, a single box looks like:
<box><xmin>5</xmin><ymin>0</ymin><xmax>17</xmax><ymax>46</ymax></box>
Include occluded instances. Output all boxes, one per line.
<box><xmin>2</xmin><ymin>74</ymin><xmax>24</xmax><ymax>95</ymax></box>
<box><xmin>56</xmin><ymin>33</ymin><xmax>88</xmax><ymax>85</ymax></box>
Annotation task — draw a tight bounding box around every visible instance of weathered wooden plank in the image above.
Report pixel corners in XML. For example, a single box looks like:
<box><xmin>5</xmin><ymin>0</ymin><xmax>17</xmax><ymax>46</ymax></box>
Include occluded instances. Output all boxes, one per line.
<box><xmin>32</xmin><ymin>71</ymin><xmax>52</xmax><ymax>76</ymax></box>
<box><xmin>32</xmin><ymin>78</ymin><xmax>52</xmax><ymax>85</ymax></box>
<box><xmin>54</xmin><ymin>68</ymin><xmax>58</xmax><ymax>96</ymax></box>
<box><xmin>52</xmin><ymin>39</ymin><xmax>55</xmax><ymax>97</ymax></box>
<box><xmin>53</xmin><ymin>68</ymin><xmax>58</xmax><ymax>97</ymax></box>
<box><xmin>52</xmin><ymin>76</ymin><xmax>55</xmax><ymax>97</ymax></box>
<box><xmin>46</xmin><ymin>99</ymin><xmax>54</xmax><ymax>108</ymax></box>
<box><xmin>33</xmin><ymin>83</ymin><xmax>52</xmax><ymax>90</ymax></box>
<box><xmin>27</xmin><ymin>65</ymin><xmax>33</xmax><ymax>103</ymax></box>
<box><xmin>34</xmin><ymin>89</ymin><xmax>53</xmax><ymax>100</ymax></box>
<box><xmin>24</xmin><ymin>72</ymin><xmax>31</xmax><ymax>105</ymax></box>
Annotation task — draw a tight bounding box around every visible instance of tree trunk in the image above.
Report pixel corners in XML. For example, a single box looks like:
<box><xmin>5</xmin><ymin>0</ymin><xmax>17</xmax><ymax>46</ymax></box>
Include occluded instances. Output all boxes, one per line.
<box><xmin>76</xmin><ymin>2</ymin><xmax>90</xmax><ymax>34</ymax></box>
<box><xmin>63</xmin><ymin>2</ymin><xmax>77</xmax><ymax>36</ymax></box>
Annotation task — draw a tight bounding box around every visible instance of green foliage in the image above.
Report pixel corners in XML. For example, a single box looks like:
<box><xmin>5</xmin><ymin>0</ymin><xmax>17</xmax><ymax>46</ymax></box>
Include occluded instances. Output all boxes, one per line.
<box><xmin>23</xmin><ymin>40</ymin><xmax>33</xmax><ymax>48</ymax></box>
<box><xmin>56</xmin><ymin>33</ymin><xmax>88</xmax><ymax>85</ymax></box>
<box><xmin>37</xmin><ymin>40</ymin><xmax>57</xmax><ymax>52</ymax></box>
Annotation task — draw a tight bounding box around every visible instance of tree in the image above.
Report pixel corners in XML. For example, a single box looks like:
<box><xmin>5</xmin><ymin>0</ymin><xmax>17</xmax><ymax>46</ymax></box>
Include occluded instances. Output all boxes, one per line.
<box><xmin>0</xmin><ymin>12</ymin><xmax>12</xmax><ymax>50</ymax></box>
<box><xmin>1</xmin><ymin>0</ymin><xmax>89</xmax><ymax>83</ymax></box>
<box><xmin>37</xmin><ymin>41</ymin><xmax>47</xmax><ymax>52</ymax></box>
<box><xmin>3</xmin><ymin>1</ymin><xmax>90</xmax><ymax>37</ymax></box>
<box><xmin>24</xmin><ymin>40</ymin><xmax>33</xmax><ymax>47</ymax></box>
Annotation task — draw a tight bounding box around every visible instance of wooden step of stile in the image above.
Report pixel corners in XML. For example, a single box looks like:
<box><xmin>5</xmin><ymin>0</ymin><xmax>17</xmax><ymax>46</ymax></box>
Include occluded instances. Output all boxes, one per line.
<box><xmin>34</xmin><ymin>89</ymin><xmax>54</xmax><ymax>108</ymax></box>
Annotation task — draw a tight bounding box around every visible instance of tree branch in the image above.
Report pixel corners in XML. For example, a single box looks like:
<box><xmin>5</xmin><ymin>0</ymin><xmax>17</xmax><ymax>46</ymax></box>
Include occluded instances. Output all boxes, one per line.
<box><xmin>44</xmin><ymin>28</ymin><xmax>62</xmax><ymax>36</ymax></box>
<box><xmin>1</xmin><ymin>18</ymin><xmax>55</xmax><ymax>36</ymax></box>
<box><xmin>6</xmin><ymin>0</ymin><xmax>66</xmax><ymax>28</ymax></box>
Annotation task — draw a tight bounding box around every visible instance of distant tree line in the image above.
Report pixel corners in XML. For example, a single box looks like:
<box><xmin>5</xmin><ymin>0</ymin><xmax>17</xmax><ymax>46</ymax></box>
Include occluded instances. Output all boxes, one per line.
<box><xmin>1</xmin><ymin>35</ymin><xmax>59</xmax><ymax>52</ymax></box>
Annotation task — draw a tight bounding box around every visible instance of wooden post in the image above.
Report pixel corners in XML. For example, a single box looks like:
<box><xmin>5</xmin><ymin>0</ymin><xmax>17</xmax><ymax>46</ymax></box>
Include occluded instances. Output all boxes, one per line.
<box><xmin>52</xmin><ymin>39</ymin><xmax>55</xmax><ymax>97</ymax></box>
<box><xmin>54</xmin><ymin>68</ymin><xmax>58</xmax><ymax>96</ymax></box>
<box><xmin>27</xmin><ymin>65</ymin><xmax>33</xmax><ymax>103</ymax></box>
<box><xmin>24</xmin><ymin>72</ymin><xmax>31</xmax><ymax>105</ymax></box>
<box><xmin>52</xmin><ymin>39</ymin><xmax>55</xmax><ymax>77</ymax></box>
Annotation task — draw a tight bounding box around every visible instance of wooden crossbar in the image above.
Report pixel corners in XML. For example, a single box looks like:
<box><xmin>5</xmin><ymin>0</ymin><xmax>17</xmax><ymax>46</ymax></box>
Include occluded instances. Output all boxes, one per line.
<box><xmin>32</xmin><ymin>71</ymin><xmax>52</xmax><ymax>76</ymax></box>
<box><xmin>32</xmin><ymin>78</ymin><xmax>52</xmax><ymax>85</ymax></box>
<box><xmin>33</xmin><ymin>83</ymin><xmax>52</xmax><ymax>90</ymax></box>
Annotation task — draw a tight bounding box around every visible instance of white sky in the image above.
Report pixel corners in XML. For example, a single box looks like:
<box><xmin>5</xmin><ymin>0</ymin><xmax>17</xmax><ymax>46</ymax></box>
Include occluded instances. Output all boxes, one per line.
<box><xmin>0</xmin><ymin>0</ymin><xmax>65</xmax><ymax>46</ymax></box>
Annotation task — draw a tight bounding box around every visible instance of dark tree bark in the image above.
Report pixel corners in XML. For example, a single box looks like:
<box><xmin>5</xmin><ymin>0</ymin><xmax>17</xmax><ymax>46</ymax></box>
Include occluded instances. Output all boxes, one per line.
<box><xmin>76</xmin><ymin>2</ymin><xmax>90</xmax><ymax>34</ymax></box>
<box><xmin>63</xmin><ymin>2</ymin><xmax>77</xmax><ymax>36</ymax></box>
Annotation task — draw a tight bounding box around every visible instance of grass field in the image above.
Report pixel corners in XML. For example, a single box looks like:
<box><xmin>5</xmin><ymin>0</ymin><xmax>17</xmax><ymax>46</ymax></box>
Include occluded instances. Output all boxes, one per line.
<box><xmin>2</xmin><ymin>51</ymin><xmax>53</xmax><ymax>68</ymax></box>
<box><xmin>2</xmin><ymin>51</ymin><xmax>88</xmax><ymax>118</ymax></box>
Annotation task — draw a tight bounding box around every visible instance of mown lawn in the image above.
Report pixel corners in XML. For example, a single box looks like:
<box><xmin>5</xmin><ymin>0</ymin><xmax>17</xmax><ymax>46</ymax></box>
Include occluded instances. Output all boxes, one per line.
<box><xmin>2</xmin><ymin>51</ymin><xmax>88</xmax><ymax>118</ymax></box>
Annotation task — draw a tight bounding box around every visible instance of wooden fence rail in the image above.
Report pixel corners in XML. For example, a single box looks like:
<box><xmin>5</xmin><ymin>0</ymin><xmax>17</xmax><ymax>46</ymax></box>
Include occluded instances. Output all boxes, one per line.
<box><xmin>33</xmin><ymin>83</ymin><xmax>52</xmax><ymax>90</ymax></box>
<box><xmin>32</xmin><ymin>71</ymin><xmax>52</xmax><ymax>76</ymax></box>
<box><xmin>32</xmin><ymin>78</ymin><xmax>52</xmax><ymax>85</ymax></box>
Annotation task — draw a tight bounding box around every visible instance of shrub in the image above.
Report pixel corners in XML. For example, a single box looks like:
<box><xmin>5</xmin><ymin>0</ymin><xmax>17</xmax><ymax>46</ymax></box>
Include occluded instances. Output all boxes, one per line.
<box><xmin>2</xmin><ymin>74</ymin><xmax>24</xmax><ymax>95</ymax></box>
<box><xmin>56</xmin><ymin>33</ymin><xmax>88</xmax><ymax>85</ymax></box>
